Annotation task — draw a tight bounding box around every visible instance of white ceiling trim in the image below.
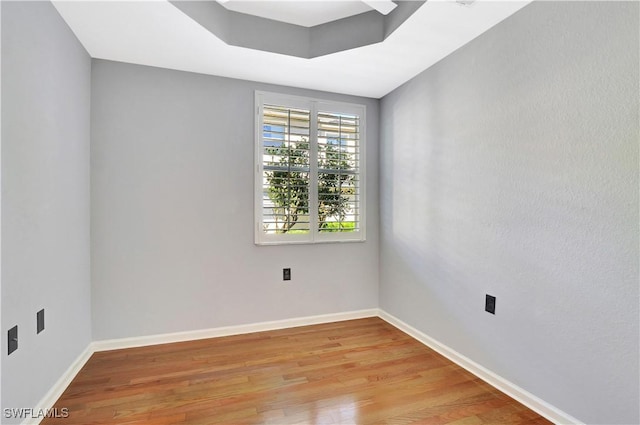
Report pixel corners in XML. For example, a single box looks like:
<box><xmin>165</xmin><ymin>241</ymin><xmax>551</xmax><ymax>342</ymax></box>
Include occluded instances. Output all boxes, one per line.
<box><xmin>52</xmin><ymin>0</ymin><xmax>531</xmax><ymax>99</ymax></box>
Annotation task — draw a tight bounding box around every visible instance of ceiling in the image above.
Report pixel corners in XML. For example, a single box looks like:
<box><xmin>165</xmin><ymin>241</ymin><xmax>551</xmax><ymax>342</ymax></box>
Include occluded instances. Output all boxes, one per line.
<box><xmin>52</xmin><ymin>0</ymin><xmax>531</xmax><ymax>99</ymax></box>
<box><xmin>221</xmin><ymin>0</ymin><xmax>373</xmax><ymax>27</ymax></box>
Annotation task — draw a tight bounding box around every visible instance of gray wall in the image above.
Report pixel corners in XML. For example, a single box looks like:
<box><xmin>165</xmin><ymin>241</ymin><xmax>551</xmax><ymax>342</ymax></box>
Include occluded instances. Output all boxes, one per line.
<box><xmin>1</xmin><ymin>1</ymin><xmax>92</xmax><ymax>420</ymax></box>
<box><xmin>90</xmin><ymin>60</ymin><xmax>379</xmax><ymax>340</ymax></box>
<box><xmin>379</xmin><ymin>2</ymin><xmax>639</xmax><ymax>424</ymax></box>
<box><xmin>0</xmin><ymin>1</ymin><xmax>3</xmax><ymax>411</ymax></box>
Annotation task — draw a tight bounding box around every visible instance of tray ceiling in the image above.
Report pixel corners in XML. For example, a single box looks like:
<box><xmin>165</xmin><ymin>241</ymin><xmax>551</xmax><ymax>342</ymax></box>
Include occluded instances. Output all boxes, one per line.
<box><xmin>51</xmin><ymin>0</ymin><xmax>531</xmax><ymax>98</ymax></box>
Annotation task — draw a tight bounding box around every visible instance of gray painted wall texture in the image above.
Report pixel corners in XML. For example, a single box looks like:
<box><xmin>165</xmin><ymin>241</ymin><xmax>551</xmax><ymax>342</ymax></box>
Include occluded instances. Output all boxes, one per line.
<box><xmin>90</xmin><ymin>60</ymin><xmax>379</xmax><ymax>340</ymax></box>
<box><xmin>379</xmin><ymin>2</ymin><xmax>639</xmax><ymax>424</ymax></box>
<box><xmin>1</xmin><ymin>1</ymin><xmax>92</xmax><ymax>420</ymax></box>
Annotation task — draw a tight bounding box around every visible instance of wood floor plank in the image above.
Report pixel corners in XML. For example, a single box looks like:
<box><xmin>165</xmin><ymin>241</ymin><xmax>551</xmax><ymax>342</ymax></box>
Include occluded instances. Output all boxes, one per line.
<box><xmin>41</xmin><ymin>318</ymin><xmax>551</xmax><ymax>424</ymax></box>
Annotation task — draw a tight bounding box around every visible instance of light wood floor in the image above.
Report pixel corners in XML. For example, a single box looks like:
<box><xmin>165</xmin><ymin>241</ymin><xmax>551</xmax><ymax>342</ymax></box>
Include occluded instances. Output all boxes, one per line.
<box><xmin>42</xmin><ymin>318</ymin><xmax>551</xmax><ymax>424</ymax></box>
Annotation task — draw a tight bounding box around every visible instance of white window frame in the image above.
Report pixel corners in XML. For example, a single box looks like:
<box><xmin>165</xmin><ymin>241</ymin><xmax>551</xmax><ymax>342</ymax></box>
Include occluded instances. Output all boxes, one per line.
<box><xmin>255</xmin><ymin>91</ymin><xmax>366</xmax><ymax>245</ymax></box>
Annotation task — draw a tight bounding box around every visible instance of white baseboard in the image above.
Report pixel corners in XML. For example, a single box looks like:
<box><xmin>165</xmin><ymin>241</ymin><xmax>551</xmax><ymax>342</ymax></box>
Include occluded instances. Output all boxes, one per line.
<box><xmin>26</xmin><ymin>308</ymin><xmax>580</xmax><ymax>425</ymax></box>
<box><xmin>377</xmin><ymin>310</ymin><xmax>582</xmax><ymax>425</ymax></box>
<box><xmin>22</xmin><ymin>345</ymin><xmax>94</xmax><ymax>425</ymax></box>
<box><xmin>91</xmin><ymin>308</ymin><xmax>379</xmax><ymax>352</ymax></box>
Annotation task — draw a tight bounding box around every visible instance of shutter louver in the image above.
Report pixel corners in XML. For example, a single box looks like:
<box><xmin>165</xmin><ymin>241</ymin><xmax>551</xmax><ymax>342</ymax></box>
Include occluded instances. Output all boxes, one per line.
<box><xmin>317</xmin><ymin>111</ymin><xmax>360</xmax><ymax>233</ymax></box>
<box><xmin>261</xmin><ymin>104</ymin><xmax>311</xmax><ymax>235</ymax></box>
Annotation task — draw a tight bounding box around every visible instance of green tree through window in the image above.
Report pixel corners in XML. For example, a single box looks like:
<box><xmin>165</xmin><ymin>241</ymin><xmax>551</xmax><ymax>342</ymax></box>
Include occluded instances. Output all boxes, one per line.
<box><xmin>265</xmin><ymin>140</ymin><xmax>355</xmax><ymax>233</ymax></box>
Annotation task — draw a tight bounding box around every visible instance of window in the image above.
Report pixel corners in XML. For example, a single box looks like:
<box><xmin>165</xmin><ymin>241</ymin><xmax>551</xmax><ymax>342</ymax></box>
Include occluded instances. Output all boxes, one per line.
<box><xmin>255</xmin><ymin>92</ymin><xmax>365</xmax><ymax>245</ymax></box>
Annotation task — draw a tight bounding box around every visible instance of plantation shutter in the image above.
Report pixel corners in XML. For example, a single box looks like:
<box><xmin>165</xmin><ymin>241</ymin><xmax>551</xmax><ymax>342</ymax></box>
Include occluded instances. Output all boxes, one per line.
<box><xmin>256</xmin><ymin>92</ymin><xmax>365</xmax><ymax>245</ymax></box>
<box><xmin>261</xmin><ymin>104</ymin><xmax>311</xmax><ymax>235</ymax></box>
<box><xmin>316</xmin><ymin>111</ymin><xmax>361</xmax><ymax>233</ymax></box>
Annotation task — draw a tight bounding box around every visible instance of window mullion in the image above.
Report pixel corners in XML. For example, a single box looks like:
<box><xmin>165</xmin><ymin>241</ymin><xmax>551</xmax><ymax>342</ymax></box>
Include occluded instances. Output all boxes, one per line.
<box><xmin>309</xmin><ymin>102</ymin><xmax>319</xmax><ymax>242</ymax></box>
<box><xmin>255</xmin><ymin>97</ymin><xmax>264</xmax><ymax>244</ymax></box>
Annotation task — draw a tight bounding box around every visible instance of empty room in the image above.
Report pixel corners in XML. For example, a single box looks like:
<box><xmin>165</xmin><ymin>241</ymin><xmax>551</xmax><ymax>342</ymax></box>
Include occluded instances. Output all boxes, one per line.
<box><xmin>1</xmin><ymin>0</ymin><xmax>638</xmax><ymax>424</ymax></box>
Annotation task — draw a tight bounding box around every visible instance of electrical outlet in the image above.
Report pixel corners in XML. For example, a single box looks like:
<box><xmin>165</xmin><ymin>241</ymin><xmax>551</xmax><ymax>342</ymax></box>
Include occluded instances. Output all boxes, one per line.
<box><xmin>283</xmin><ymin>268</ymin><xmax>291</xmax><ymax>281</ymax></box>
<box><xmin>485</xmin><ymin>294</ymin><xmax>496</xmax><ymax>315</ymax></box>
<box><xmin>37</xmin><ymin>309</ymin><xmax>45</xmax><ymax>334</ymax></box>
<box><xmin>8</xmin><ymin>326</ymin><xmax>18</xmax><ymax>355</ymax></box>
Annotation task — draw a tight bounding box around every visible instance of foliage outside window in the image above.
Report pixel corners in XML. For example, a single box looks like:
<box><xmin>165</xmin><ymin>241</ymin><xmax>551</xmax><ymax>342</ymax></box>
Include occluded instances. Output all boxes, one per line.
<box><xmin>255</xmin><ymin>92</ymin><xmax>365</xmax><ymax>245</ymax></box>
